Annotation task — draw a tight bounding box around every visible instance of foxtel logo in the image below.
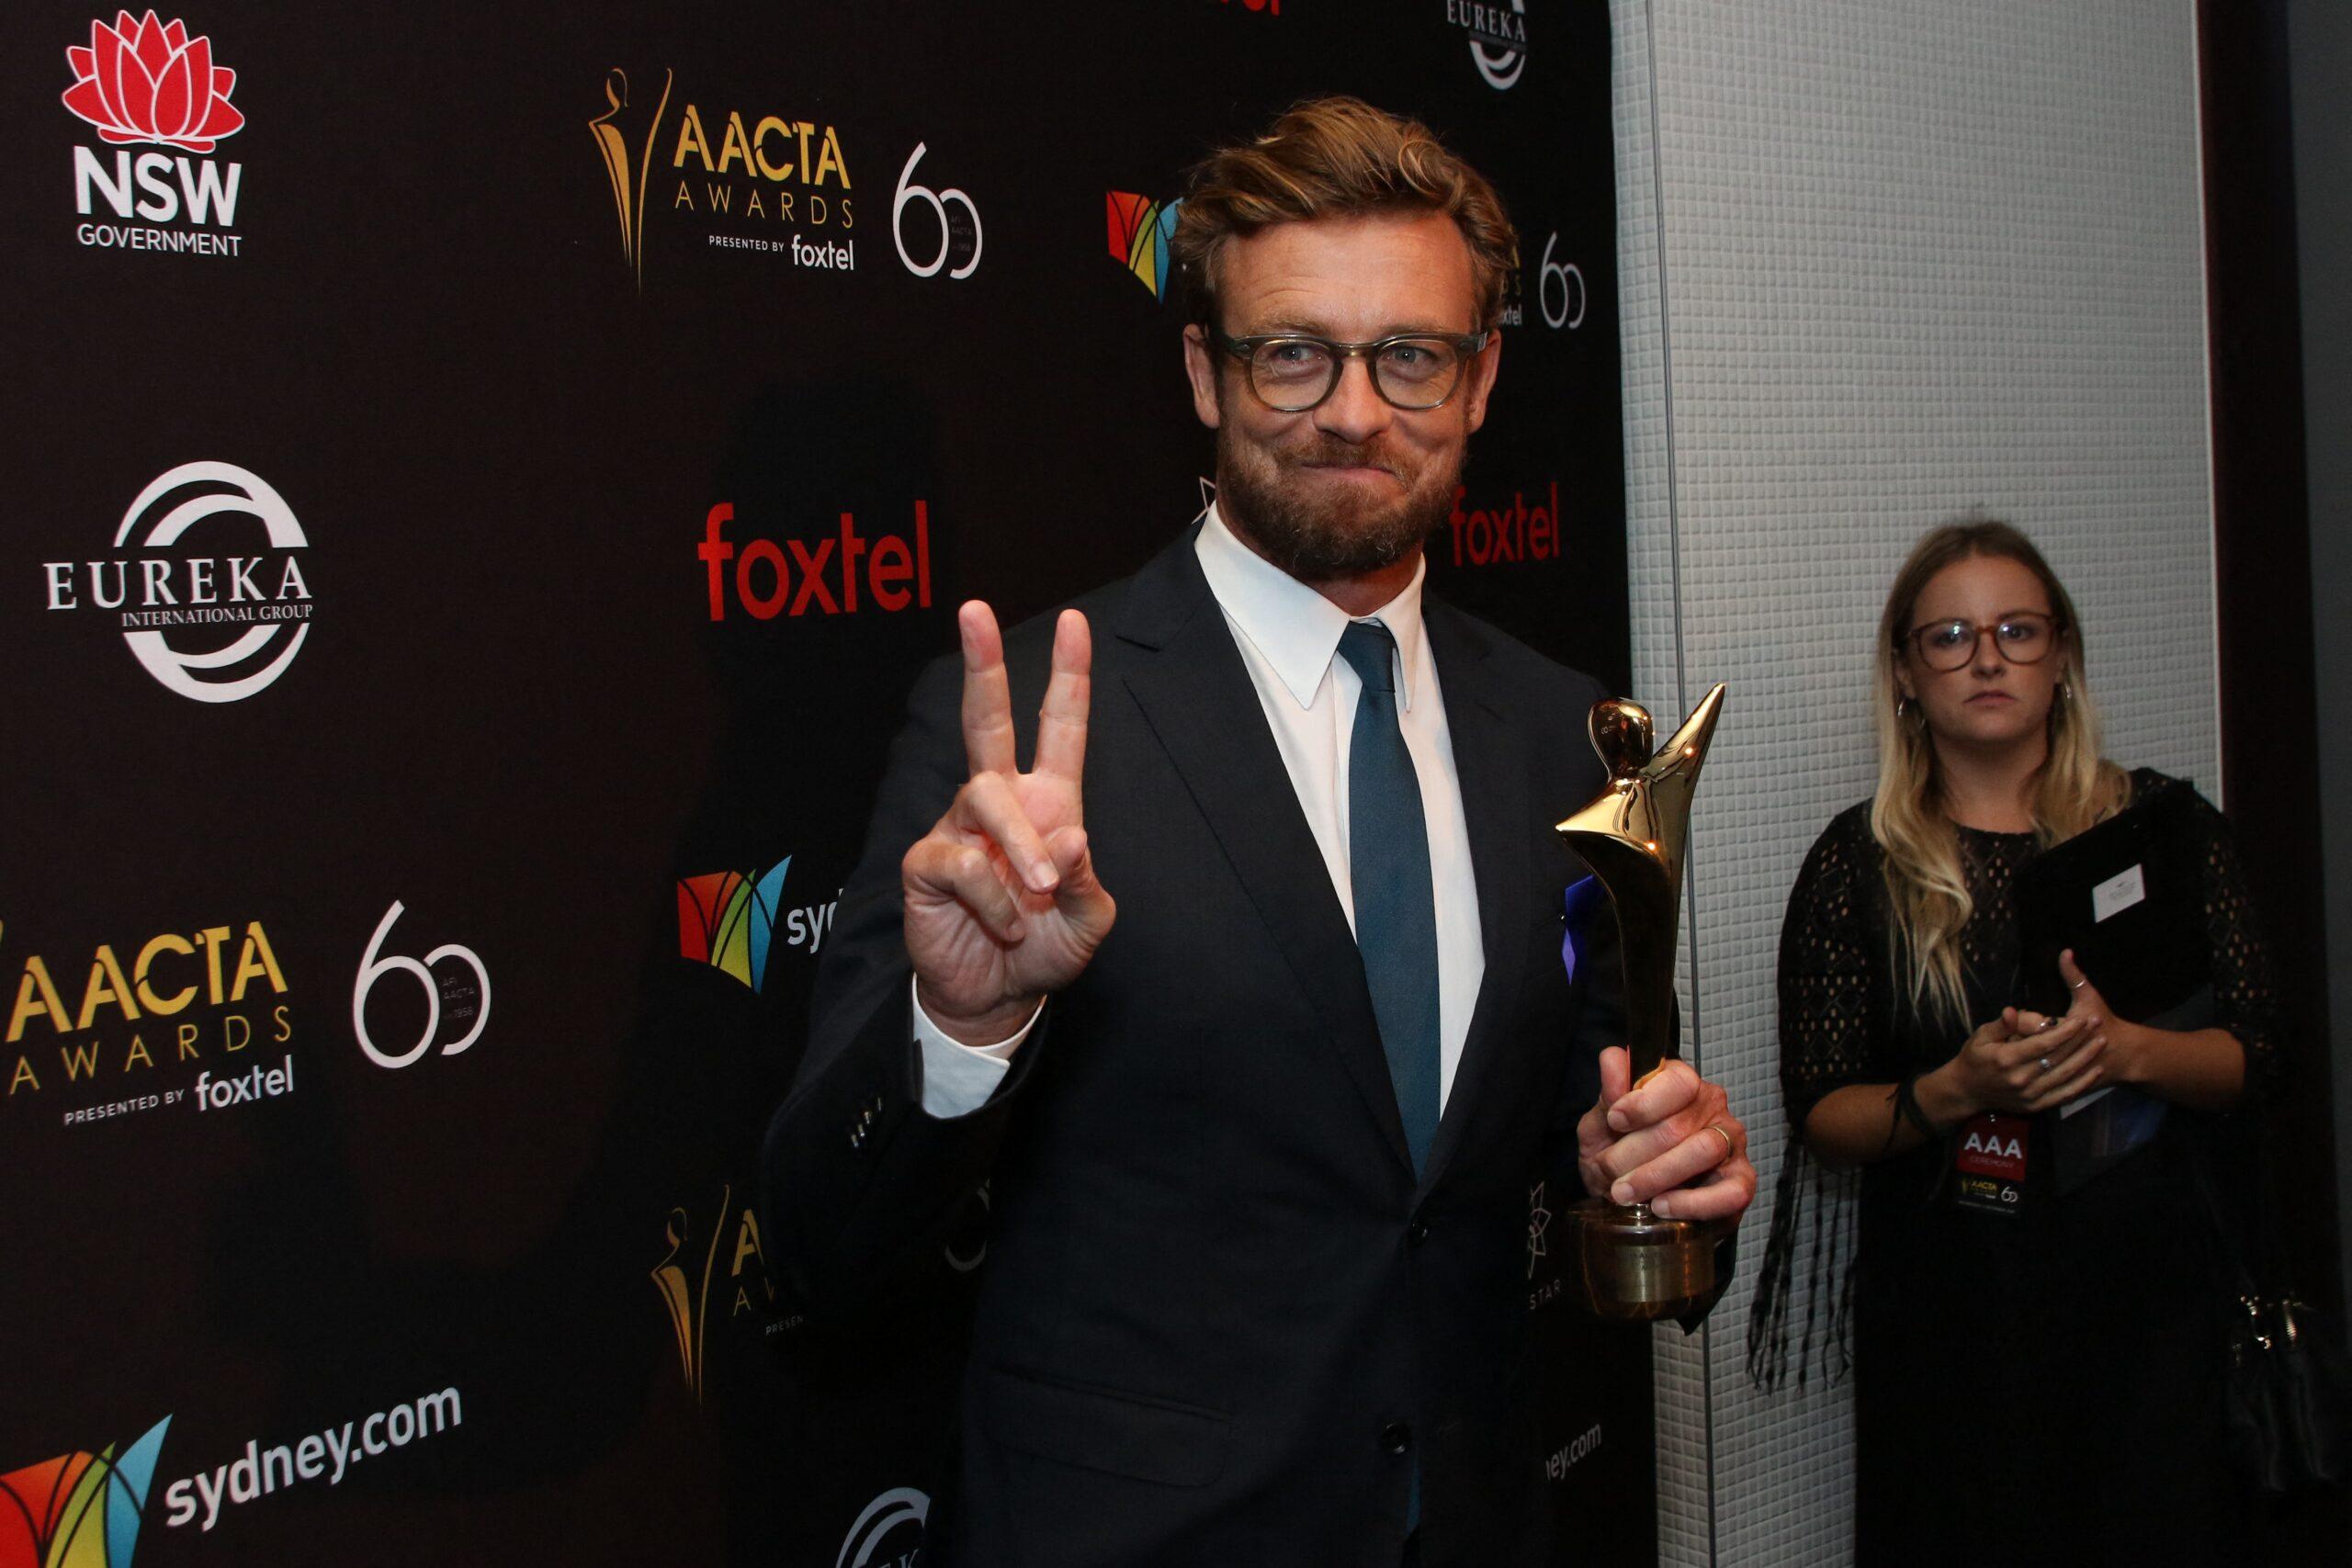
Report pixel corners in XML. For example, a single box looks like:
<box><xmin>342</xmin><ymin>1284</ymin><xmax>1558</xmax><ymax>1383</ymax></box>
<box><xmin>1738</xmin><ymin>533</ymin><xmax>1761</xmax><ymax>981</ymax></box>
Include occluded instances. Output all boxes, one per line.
<box><xmin>1445</xmin><ymin>482</ymin><xmax>1562</xmax><ymax>566</ymax></box>
<box><xmin>697</xmin><ymin>501</ymin><xmax>933</xmax><ymax>620</ymax></box>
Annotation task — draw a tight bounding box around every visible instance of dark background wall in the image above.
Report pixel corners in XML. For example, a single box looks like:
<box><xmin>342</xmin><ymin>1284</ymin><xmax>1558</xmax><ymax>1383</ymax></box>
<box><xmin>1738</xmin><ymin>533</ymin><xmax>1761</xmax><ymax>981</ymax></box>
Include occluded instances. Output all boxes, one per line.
<box><xmin>2290</xmin><ymin>0</ymin><xmax>2352</xmax><ymax>1326</ymax></box>
<box><xmin>0</xmin><ymin>4</ymin><xmax>1651</xmax><ymax>1564</ymax></box>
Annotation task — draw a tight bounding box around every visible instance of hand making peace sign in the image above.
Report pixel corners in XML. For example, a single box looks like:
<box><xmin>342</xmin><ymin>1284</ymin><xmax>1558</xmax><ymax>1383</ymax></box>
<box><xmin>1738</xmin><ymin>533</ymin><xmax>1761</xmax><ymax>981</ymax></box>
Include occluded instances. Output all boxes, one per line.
<box><xmin>902</xmin><ymin>603</ymin><xmax>1117</xmax><ymax>1045</ymax></box>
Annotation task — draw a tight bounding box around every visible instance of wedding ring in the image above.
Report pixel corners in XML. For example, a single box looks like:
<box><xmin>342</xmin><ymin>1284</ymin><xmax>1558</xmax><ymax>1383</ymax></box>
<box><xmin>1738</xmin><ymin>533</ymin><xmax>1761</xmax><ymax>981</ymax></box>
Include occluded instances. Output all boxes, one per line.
<box><xmin>2038</xmin><ymin>1056</ymin><xmax>2052</xmax><ymax>1073</ymax></box>
<box><xmin>2071</xmin><ymin>978</ymin><xmax>2087</xmax><ymax>990</ymax></box>
<box><xmin>1705</xmin><ymin>1122</ymin><xmax>1736</xmax><ymax>1158</ymax></box>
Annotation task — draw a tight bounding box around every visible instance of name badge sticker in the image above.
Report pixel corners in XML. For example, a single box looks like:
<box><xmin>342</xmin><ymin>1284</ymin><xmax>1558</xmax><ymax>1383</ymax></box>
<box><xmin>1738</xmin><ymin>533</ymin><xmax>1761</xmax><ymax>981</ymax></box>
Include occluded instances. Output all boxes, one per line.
<box><xmin>1952</xmin><ymin>1111</ymin><xmax>2029</xmax><ymax>1216</ymax></box>
<box><xmin>2092</xmin><ymin>863</ymin><xmax>2146</xmax><ymax>923</ymax></box>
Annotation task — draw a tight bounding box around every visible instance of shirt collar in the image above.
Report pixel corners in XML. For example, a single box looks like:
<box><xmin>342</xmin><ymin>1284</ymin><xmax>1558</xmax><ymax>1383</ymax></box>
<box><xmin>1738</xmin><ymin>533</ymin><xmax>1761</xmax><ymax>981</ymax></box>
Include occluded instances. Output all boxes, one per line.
<box><xmin>1193</xmin><ymin>502</ymin><xmax>1427</xmax><ymax>712</ymax></box>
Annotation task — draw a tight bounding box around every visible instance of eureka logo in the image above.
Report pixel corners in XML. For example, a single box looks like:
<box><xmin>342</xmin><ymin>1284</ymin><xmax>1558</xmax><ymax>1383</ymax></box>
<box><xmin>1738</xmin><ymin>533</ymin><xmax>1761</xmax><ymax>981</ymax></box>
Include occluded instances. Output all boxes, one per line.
<box><xmin>1</xmin><ymin>1416</ymin><xmax>172</xmax><ymax>1568</ymax></box>
<box><xmin>677</xmin><ymin>860</ymin><xmax>840</xmax><ymax>991</ymax></box>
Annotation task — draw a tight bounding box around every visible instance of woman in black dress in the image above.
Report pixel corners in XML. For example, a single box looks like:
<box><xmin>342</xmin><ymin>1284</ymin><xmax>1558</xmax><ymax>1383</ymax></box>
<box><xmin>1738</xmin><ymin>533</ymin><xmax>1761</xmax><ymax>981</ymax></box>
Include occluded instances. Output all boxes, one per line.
<box><xmin>1749</xmin><ymin>520</ymin><xmax>2277</xmax><ymax>1564</ymax></box>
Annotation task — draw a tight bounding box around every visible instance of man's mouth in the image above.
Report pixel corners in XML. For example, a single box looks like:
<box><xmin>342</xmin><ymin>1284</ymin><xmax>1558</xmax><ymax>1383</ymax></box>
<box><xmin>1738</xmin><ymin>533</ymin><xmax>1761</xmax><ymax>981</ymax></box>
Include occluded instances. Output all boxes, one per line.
<box><xmin>1295</xmin><ymin>455</ymin><xmax>1398</xmax><ymax>480</ymax></box>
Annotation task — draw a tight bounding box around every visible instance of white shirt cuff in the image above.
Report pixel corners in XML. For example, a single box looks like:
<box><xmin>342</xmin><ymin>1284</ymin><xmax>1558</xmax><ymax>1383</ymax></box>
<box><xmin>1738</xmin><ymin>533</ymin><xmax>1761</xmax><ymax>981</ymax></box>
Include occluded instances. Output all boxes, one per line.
<box><xmin>910</xmin><ymin>978</ymin><xmax>1040</xmax><ymax>1119</ymax></box>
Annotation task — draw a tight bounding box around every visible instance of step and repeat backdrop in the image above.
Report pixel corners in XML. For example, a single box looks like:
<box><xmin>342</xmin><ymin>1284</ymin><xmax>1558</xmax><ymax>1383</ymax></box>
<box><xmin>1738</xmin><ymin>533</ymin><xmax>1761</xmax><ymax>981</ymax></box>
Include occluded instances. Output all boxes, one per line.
<box><xmin>2</xmin><ymin>3</ymin><xmax>1641</xmax><ymax>1562</ymax></box>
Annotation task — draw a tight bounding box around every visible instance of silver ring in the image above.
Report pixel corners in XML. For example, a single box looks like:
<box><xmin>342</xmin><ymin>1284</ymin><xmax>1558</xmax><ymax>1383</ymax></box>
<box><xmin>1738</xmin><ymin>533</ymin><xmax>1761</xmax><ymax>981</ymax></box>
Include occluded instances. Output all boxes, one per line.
<box><xmin>2071</xmin><ymin>978</ymin><xmax>2087</xmax><ymax>990</ymax></box>
<box><xmin>2038</xmin><ymin>1056</ymin><xmax>2052</xmax><ymax>1074</ymax></box>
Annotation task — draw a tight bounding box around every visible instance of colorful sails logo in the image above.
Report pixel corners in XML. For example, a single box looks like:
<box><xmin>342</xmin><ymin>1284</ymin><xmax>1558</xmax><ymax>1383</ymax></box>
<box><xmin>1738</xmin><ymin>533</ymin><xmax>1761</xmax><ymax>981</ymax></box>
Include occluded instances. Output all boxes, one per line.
<box><xmin>677</xmin><ymin>861</ymin><xmax>791</xmax><ymax>991</ymax></box>
<box><xmin>1</xmin><ymin>1416</ymin><xmax>172</xmax><ymax>1568</ymax></box>
<box><xmin>1106</xmin><ymin>192</ymin><xmax>1180</xmax><ymax>299</ymax></box>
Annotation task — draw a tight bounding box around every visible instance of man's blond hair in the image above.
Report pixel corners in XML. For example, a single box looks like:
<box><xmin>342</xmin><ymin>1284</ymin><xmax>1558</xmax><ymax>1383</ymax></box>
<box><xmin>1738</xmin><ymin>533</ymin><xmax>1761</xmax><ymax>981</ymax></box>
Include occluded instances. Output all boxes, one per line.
<box><xmin>1171</xmin><ymin>96</ymin><xmax>1519</xmax><ymax>333</ymax></box>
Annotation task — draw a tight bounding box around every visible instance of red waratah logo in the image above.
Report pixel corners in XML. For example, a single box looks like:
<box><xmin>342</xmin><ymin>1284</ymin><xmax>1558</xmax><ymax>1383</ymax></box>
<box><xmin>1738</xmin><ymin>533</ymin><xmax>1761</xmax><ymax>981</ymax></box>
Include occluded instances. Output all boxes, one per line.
<box><xmin>62</xmin><ymin>12</ymin><xmax>243</xmax><ymax>153</ymax></box>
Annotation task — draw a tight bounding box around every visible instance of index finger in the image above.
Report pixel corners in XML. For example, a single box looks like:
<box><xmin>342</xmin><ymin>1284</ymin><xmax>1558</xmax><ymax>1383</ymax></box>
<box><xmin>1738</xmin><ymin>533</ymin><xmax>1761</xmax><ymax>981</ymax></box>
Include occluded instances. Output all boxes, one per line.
<box><xmin>959</xmin><ymin>601</ymin><xmax>1017</xmax><ymax>777</ymax></box>
<box><xmin>1032</xmin><ymin>609</ymin><xmax>1093</xmax><ymax>784</ymax></box>
<box><xmin>1990</xmin><ymin>1012</ymin><xmax>2093</xmax><ymax>1067</ymax></box>
<box><xmin>1606</xmin><ymin>1058</ymin><xmax>1701</xmax><ymax>1134</ymax></box>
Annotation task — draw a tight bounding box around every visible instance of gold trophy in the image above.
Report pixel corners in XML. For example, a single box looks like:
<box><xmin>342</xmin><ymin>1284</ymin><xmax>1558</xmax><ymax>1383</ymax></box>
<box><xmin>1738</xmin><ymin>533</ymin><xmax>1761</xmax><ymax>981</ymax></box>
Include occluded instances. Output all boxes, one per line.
<box><xmin>1555</xmin><ymin>683</ymin><xmax>1729</xmax><ymax>1321</ymax></box>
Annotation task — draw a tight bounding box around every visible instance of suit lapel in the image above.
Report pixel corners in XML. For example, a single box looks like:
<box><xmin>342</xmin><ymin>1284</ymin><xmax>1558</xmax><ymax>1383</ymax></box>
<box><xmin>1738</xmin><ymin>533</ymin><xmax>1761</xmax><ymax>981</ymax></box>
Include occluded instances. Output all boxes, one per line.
<box><xmin>1113</xmin><ymin>532</ymin><xmax>1412</xmax><ymax>1172</ymax></box>
<box><xmin>1421</xmin><ymin>604</ymin><xmax>1534</xmax><ymax>1193</ymax></box>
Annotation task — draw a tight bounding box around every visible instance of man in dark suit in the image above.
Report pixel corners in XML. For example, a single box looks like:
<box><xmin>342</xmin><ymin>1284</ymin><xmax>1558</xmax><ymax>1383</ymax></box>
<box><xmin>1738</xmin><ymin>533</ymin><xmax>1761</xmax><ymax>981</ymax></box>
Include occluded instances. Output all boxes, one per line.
<box><xmin>763</xmin><ymin>97</ymin><xmax>1754</xmax><ymax>1566</ymax></box>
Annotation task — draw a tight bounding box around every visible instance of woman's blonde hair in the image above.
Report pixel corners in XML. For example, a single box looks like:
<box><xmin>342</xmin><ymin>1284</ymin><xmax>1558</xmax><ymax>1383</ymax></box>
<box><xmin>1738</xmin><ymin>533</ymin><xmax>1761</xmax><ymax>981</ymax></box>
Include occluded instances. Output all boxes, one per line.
<box><xmin>1170</xmin><ymin>96</ymin><xmax>1519</xmax><ymax>333</ymax></box>
<box><xmin>1870</xmin><ymin>520</ymin><xmax>2130</xmax><ymax>1024</ymax></box>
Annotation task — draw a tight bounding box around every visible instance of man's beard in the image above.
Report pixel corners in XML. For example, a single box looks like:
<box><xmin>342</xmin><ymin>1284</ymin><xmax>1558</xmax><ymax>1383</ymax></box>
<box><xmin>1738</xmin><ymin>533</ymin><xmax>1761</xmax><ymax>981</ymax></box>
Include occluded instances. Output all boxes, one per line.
<box><xmin>1214</xmin><ymin>423</ymin><xmax>1463</xmax><ymax>581</ymax></box>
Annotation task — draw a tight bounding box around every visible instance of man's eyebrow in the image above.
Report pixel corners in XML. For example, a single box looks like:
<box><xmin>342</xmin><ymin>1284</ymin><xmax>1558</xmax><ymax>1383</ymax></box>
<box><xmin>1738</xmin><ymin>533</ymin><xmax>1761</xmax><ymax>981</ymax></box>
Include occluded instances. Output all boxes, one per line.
<box><xmin>1238</xmin><ymin>319</ymin><xmax>1472</xmax><ymax>339</ymax></box>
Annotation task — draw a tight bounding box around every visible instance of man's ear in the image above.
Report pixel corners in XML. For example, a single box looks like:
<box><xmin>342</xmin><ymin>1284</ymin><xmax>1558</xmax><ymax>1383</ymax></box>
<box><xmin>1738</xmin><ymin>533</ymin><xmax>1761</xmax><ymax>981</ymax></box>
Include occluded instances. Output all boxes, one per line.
<box><xmin>1182</xmin><ymin>325</ymin><xmax>1224</xmax><ymax>430</ymax></box>
<box><xmin>1461</xmin><ymin>332</ymin><xmax>1502</xmax><ymax>434</ymax></box>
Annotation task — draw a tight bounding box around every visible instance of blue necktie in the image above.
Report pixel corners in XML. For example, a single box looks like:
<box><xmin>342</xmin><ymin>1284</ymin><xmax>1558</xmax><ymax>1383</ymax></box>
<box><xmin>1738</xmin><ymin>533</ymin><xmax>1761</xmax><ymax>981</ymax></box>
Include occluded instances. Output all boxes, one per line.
<box><xmin>1336</xmin><ymin>621</ymin><xmax>1442</xmax><ymax>1179</ymax></box>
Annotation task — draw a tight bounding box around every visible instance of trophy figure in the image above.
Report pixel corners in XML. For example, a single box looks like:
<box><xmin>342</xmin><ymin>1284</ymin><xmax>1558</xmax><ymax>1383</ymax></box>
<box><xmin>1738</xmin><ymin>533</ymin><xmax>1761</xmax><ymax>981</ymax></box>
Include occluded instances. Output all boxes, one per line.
<box><xmin>1555</xmin><ymin>682</ymin><xmax>1729</xmax><ymax>1321</ymax></box>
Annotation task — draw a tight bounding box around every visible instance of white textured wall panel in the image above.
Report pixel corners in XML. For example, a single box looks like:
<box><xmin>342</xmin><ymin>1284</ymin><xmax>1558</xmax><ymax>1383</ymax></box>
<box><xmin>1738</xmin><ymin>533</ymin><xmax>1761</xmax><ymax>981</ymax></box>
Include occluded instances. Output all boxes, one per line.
<box><xmin>1607</xmin><ymin>3</ymin><xmax>2218</xmax><ymax>1562</ymax></box>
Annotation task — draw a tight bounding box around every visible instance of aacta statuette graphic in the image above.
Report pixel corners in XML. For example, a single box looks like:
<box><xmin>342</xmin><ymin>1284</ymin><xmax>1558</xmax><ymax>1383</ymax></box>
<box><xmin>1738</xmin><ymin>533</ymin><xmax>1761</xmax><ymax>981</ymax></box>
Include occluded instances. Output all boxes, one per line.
<box><xmin>1555</xmin><ymin>682</ymin><xmax>1728</xmax><ymax>1321</ymax></box>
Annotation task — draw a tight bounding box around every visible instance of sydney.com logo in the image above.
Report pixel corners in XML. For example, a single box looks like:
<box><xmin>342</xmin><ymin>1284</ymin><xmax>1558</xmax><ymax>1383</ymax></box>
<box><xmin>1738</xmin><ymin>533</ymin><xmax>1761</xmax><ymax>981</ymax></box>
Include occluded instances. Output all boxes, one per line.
<box><xmin>677</xmin><ymin>858</ymin><xmax>840</xmax><ymax>992</ymax></box>
<box><xmin>2</xmin><ymin>1389</ymin><xmax>465</xmax><ymax>1562</ymax></box>
<box><xmin>1</xmin><ymin>1416</ymin><xmax>171</xmax><ymax>1568</ymax></box>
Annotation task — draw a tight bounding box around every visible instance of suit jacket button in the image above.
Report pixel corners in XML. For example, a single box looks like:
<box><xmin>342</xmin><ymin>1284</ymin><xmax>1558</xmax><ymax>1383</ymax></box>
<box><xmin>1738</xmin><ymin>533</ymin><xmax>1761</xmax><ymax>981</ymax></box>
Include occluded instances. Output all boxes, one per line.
<box><xmin>1408</xmin><ymin>1220</ymin><xmax>1430</xmax><ymax>1247</ymax></box>
<box><xmin>1382</xmin><ymin>1422</ymin><xmax>1412</xmax><ymax>1456</ymax></box>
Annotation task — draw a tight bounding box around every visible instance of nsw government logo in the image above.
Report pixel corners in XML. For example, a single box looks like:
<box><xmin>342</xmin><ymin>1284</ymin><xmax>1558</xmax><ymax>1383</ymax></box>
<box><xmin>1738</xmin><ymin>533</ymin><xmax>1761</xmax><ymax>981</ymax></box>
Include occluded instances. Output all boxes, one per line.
<box><xmin>42</xmin><ymin>462</ymin><xmax>314</xmax><ymax>704</ymax></box>
<box><xmin>62</xmin><ymin>13</ymin><xmax>246</xmax><ymax>257</ymax></box>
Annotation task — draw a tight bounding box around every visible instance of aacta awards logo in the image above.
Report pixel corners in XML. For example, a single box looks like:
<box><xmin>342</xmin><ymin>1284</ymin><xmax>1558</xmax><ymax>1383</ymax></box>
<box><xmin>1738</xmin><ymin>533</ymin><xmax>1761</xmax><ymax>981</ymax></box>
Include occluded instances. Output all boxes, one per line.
<box><xmin>590</xmin><ymin>66</ymin><xmax>854</xmax><ymax>285</ymax></box>
<box><xmin>41</xmin><ymin>462</ymin><xmax>314</xmax><ymax>704</ymax></box>
<box><xmin>4</xmin><ymin>915</ymin><xmax>295</xmax><ymax>1130</ymax></box>
<box><xmin>1</xmin><ymin>1416</ymin><xmax>172</xmax><ymax>1568</ymax></box>
<box><xmin>697</xmin><ymin>501</ymin><xmax>934</xmax><ymax>622</ymax></box>
<box><xmin>62</xmin><ymin>13</ymin><xmax>246</xmax><ymax>256</ymax></box>
<box><xmin>653</xmin><ymin>1181</ymin><xmax>785</xmax><ymax>1402</ymax></box>
<box><xmin>677</xmin><ymin>857</ymin><xmax>841</xmax><ymax>990</ymax></box>
<box><xmin>1445</xmin><ymin>0</ymin><xmax>1529</xmax><ymax>91</ymax></box>
<box><xmin>1107</xmin><ymin>192</ymin><xmax>1181</xmax><ymax>299</ymax></box>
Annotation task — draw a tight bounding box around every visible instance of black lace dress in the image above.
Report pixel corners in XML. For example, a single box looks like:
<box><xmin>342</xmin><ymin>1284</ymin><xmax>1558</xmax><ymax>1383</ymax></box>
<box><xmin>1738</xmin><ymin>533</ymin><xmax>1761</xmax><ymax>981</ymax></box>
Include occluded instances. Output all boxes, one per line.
<box><xmin>1758</xmin><ymin>770</ymin><xmax>2278</xmax><ymax>1565</ymax></box>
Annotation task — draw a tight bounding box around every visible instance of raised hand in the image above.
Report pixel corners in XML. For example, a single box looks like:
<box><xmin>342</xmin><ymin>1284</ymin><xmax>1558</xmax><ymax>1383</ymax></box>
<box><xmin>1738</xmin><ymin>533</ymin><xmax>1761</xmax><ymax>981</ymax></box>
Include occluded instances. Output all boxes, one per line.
<box><xmin>901</xmin><ymin>602</ymin><xmax>1116</xmax><ymax>1044</ymax></box>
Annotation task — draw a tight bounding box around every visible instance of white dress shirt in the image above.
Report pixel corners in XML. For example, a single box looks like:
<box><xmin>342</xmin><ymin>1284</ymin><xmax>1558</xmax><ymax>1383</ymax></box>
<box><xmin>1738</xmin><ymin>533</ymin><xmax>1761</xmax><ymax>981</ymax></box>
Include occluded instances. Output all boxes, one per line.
<box><xmin>913</xmin><ymin>504</ymin><xmax>1486</xmax><ymax>1118</ymax></box>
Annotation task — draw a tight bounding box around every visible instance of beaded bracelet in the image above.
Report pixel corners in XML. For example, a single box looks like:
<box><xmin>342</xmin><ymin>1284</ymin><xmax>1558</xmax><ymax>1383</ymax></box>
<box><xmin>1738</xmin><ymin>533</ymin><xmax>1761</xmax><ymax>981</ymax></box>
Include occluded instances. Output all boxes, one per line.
<box><xmin>1892</xmin><ymin>1073</ymin><xmax>1943</xmax><ymax>1142</ymax></box>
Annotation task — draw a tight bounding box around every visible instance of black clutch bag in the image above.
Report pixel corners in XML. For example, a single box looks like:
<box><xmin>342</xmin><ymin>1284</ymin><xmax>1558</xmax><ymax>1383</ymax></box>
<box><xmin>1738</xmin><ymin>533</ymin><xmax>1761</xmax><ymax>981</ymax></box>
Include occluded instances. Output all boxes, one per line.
<box><xmin>2012</xmin><ymin>786</ymin><xmax>2207</xmax><ymax>1193</ymax></box>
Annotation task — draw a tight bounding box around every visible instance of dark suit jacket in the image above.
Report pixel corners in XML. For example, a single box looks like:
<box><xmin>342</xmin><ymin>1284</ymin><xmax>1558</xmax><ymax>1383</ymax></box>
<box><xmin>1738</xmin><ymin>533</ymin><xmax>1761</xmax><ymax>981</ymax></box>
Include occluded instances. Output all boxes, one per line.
<box><xmin>762</xmin><ymin>525</ymin><xmax>1623</xmax><ymax>1567</ymax></box>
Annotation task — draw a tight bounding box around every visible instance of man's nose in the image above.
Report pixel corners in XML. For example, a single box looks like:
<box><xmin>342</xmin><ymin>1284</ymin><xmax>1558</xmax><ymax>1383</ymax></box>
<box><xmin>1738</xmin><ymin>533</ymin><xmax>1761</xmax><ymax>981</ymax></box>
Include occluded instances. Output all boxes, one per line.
<box><xmin>1312</xmin><ymin>355</ymin><xmax>1392</xmax><ymax>445</ymax></box>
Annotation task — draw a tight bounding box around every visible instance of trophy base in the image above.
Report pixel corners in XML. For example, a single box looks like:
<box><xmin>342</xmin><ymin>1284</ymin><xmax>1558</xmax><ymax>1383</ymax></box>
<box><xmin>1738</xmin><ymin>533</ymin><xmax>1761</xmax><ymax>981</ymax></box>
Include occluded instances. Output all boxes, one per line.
<box><xmin>1563</xmin><ymin>1199</ymin><xmax>1726</xmax><ymax>1322</ymax></box>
